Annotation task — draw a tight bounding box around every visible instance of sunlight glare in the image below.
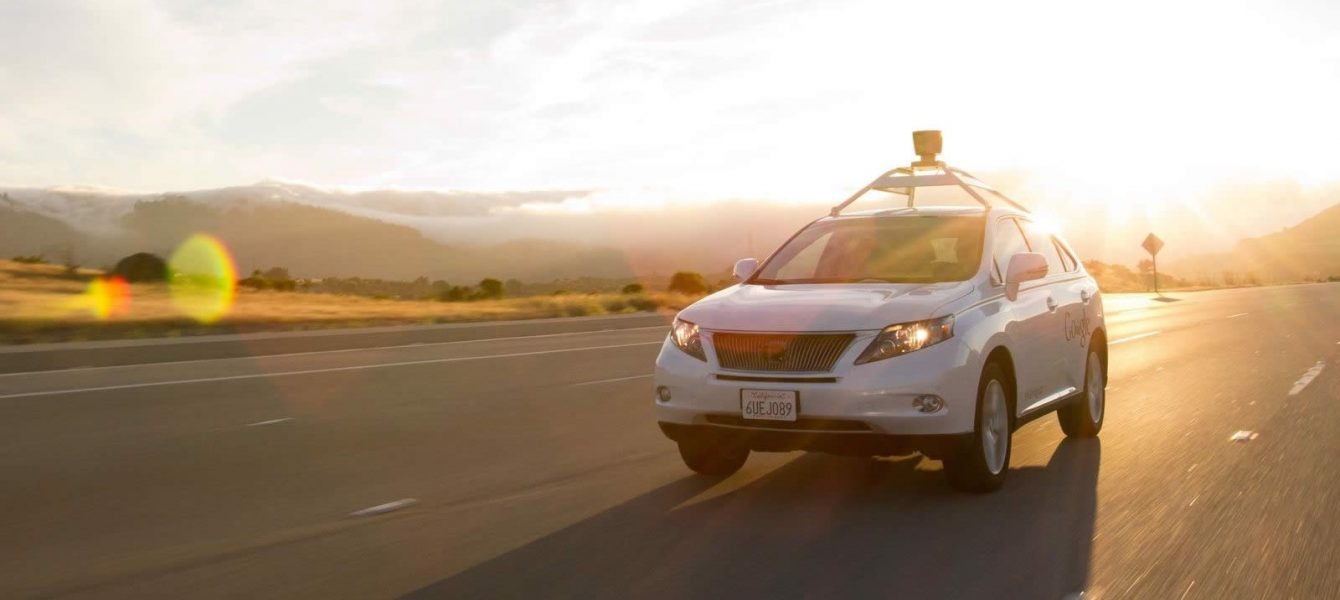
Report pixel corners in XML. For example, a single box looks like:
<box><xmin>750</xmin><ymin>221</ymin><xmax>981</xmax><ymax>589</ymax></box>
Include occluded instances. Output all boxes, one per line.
<box><xmin>168</xmin><ymin>234</ymin><xmax>238</xmax><ymax>324</ymax></box>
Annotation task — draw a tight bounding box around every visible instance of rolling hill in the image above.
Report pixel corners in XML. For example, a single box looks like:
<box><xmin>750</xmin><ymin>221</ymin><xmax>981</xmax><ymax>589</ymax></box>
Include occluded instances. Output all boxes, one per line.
<box><xmin>1171</xmin><ymin>202</ymin><xmax>1340</xmax><ymax>283</ymax></box>
<box><xmin>0</xmin><ymin>193</ymin><xmax>637</xmax><ymax>282</ymax></box>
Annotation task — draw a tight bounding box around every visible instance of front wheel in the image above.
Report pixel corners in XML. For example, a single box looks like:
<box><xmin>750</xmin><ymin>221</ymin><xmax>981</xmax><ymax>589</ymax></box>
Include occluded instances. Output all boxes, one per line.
<box><xmin>1058</xmin><ymin>346</ymin><xmax>1105</xmax><ymax>437</ymax></box>
<box><xmin>678</xmin><ymin>437</ymin><xmax>749</xmax><ymax>477</ymax></box>
<box><xmin>944</xmin><ymin>361</ymin><xmax>1012</xmax><ymax>493</ymax></box>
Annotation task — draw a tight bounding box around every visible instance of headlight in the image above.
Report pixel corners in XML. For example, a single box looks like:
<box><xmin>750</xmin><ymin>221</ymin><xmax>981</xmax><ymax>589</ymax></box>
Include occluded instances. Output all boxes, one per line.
<box><xmin>854</xmin><ymin>315</ymin><xmax>954</xmax><ymax>364</ymax></box>
<box><xmin>671</xmin><ymin>317</ymin><xmax>706</xmax><ymax>361</ymax></box>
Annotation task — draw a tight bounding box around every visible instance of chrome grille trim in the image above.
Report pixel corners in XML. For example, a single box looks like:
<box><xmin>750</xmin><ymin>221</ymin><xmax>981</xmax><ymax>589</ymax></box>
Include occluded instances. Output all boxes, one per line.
<box><xmin>710</xmin><ymin>332</ymin><xmax>855</xmax><ymax>372</ymax></box>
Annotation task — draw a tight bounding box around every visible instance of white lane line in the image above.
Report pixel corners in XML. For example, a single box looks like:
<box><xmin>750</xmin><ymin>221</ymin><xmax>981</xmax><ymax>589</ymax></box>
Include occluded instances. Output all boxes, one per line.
<box><xmin>573</xmin><ymin>374</ymin><xmax>654</xmax><ymax>386</ymax></box>
<box><xmin>0</xmin><ymin>325</ymin><xmax>669</xmax><ymax>378</ymax></box>
<box><xmin>0</xmin><ymin>341</ymin><xmax>663</xmax><ymax>400</ymax></box>
<box><xmin>1179</xmin><ymin>580</ymin><xmax>1196</xmax><ymax>600</ymax></box>
<box><xmin>1110</xmin><ymin>331</ymin><xmax>1161</xmax><ymax>345</ymax></box>
<box><xmin>1289</xmin><ymin>361</ymin><xmax>1326</xmax><ymax>396</ymax></box>
<box><xmin>350</xmin><ymin>498</ymin><xmax>418</xmax><ymax>517</ymax></box>
<box><xmin>1230</xmin><ymin>430</ymin><xmax>1259</xmax><ymax>442</ymax></box>
<box><xmin>247</xmin><ymin>417</ymin><xmax>293</xmax><ymax>427</ymax></box>
<box><xmin>1225</xmin><ymin>312</ymin><xmax>1249</xmax><ymax>319</ymax></box>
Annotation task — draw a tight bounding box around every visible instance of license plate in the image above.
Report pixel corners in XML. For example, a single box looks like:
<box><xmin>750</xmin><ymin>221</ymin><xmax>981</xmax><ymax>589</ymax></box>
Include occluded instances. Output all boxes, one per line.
<box><xmin>740</xmin><ymin>389</ymin><xmax>798</xmax><ymax>422</ymax></box>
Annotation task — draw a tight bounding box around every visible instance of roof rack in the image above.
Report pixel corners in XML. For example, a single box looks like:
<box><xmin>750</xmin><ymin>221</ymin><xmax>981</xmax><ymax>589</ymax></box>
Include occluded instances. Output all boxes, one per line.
<box><xmin>829</xmin><ymin>130</ymin><xmax>1030</xmax><ymax>217</ymax></box>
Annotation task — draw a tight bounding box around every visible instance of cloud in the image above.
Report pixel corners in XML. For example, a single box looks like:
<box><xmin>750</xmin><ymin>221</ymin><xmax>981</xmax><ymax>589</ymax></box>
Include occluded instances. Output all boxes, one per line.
<box><xmin>3</xmin><ymin>0</ymin><xmax>1340</xmax><ymax>233</ymax></box>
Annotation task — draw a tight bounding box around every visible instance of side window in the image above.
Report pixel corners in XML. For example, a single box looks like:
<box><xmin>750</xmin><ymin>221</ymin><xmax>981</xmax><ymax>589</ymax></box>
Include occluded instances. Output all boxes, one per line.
<box><xmin>1053</xmin><ymin>237</ymin><xmax>1077</xmax><ymax>272</ymax></box>
<box><xmin>1020</xmin><ymin>221</ymin><xmax>1064</xmax><ymax>278</ymax></box>
<box><xmin>992</xmin><ymin>218</ymin><xmax>1030</xmax><ymax>284</ymax></box>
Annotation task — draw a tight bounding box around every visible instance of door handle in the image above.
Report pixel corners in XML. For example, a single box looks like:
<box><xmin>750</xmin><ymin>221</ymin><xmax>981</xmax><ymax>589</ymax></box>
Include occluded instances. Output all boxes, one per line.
<box><xmin>1080</xmin><ymin>289</ymin><xmax>1092</xmax><ymax>304</ymax></box>
<box><xmin>1046</xmin><ymin>296</ymin><xmax>1058</xmax><ymax>312</ymax></box>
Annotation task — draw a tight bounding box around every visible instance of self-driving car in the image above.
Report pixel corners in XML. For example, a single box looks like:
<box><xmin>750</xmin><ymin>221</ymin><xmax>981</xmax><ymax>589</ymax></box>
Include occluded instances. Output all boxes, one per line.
<box><xmin>653</xmin><ymin>131</ymin><xmax>1106</xmax><ymax>492</ymax></box>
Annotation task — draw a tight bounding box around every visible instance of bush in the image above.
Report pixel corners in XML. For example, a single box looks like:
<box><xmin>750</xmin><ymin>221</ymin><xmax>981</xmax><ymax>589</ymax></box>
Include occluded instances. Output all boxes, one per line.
<box><xmin>111</xmin><ymin>252</ymin><xmax>168</xmax><ymax>282</ymax></box>
<box><xmin>667</xmin><ymin>271</ymin><xmax>709</xmax><ymax>295</ymax></box>
<box><xmin>437</xmin><ymin>286</ymin><xmax>471</xmax><ymax>302</ymax></box>
<box><xmin>240</xmin><ymin>272</ymin><xmax>270</xmax><ymax>290</ymax></box>
<box><xmin>602</xmin><ymin>298</ymin><xmax>629</xmax><ymax>313</ymax></box>
<box><xmin>627</xmin><ymin>295</ymin><xmax>660</xmax><ymax>311</ymax></box>
<box><xmin>12</xmin><ymin>255</ymin><xmax>45</xmax><ymax>264</ymax></box>
<box><xmin>621</xmin><ymin>282</ymin><xmax>644</xmax><ymax>294</ymax></box>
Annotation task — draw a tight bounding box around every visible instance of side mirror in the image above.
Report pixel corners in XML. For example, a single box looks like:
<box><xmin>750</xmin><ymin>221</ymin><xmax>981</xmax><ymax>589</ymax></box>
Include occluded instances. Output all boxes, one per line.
<box><xmin>1004</xmin><ymin>252</ymin><xmax>1048</xmax><ymax>301</ymax></box>
<box><xmin>733</xmin><ymin>258</ymin><xmax>759</xmax><ymax>281</ymax></box>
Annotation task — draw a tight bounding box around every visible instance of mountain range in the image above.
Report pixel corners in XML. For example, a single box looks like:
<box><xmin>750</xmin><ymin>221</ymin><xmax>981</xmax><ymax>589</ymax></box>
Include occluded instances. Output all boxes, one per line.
<box><xmin>3</xmin><ymin>181</ymin><xmax>1337</xmax><ymax>284</ymax></box>
<box><xmin>0</xmin><ymin>182</ymin><xmax>826</xmax><ymax>282</ymax></box>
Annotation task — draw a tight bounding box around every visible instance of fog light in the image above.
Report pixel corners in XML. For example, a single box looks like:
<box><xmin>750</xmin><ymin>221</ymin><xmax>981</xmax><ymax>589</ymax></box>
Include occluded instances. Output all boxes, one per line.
<box><xmin>913</xmin><ymin>395</ymin><xmax>944</xmax><ymax>413</ymax></box>
<box><xmin>656</xmin><ymin>386</ymin><xmax>672</xmax><ymax>403</ymax></box>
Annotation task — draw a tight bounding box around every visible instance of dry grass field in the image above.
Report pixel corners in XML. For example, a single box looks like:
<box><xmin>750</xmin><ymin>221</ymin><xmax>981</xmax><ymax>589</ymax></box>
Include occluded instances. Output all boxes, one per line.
<box><xmin>0</xmin><ymin>260</ymin><xmax>693</xmax><ymax>345</ymax></box>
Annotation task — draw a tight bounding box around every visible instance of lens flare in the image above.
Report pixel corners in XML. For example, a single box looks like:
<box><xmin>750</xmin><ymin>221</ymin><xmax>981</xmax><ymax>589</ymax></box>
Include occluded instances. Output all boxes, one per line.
<box><xmin>168</xmin><ymin>234</ymin><xmax>237</xmax><ymax>323</ymax></box>
<box><xmin>79</xmin><ymin>276</ymin><xmax>132</xmax><ymax>320</ymax></box>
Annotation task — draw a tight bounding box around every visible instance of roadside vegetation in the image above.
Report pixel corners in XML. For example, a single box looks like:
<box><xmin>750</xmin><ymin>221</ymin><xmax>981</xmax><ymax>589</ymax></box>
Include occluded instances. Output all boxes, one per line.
<box><xmin>1080</xmin><ymin>259</ymin><xmax>1300</xmax><ymax>292</ymax></box>
<box><xmin>0</xmin><ymin>259</ymin><xmax>701</xmax><ymax>344</ymax></box>
<box><xmin>6</xmin><ymin>252</ymin><xmax>1333</xmax><ymax>345</ymax></box>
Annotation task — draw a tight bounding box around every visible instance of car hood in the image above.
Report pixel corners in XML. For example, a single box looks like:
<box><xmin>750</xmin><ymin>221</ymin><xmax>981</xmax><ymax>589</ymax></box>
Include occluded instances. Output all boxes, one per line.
<box><xmin>678</xmin><ymin>281</ymin><xmax>975</xmax><ymax>332</ymax></box>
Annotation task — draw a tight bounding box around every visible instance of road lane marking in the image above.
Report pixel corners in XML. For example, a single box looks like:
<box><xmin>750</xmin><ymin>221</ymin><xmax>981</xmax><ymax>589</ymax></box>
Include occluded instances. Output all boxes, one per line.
<box><xmin>1110</xmin><ymin>331</ymin><xmax>1161</xmax><ymax>345</ymax></box>
<box><xmin>0</xmin><ymin>325</ymin><xmax>669</xmax><ymax>378</ymax></box>
<box><xmin>0</xmin><ymin>341</ymin><xmax>663</xmax><ymax>400</ymax></box>
<box><xmin>247</xmin><ymin>417</ymin><xmax>293</xmax><ymax>427</ymax></box>
<box><xmin>1226</xmin><ymin>312</ymin><xmax>1249</xmax><ymax>319</ymax></box>
<box><xmin>350</xmin><ymin>498</ymin><xmax>418</xmax><ymax>517</ymax></box>
<box><xmin>1289</xmin><ymin>361</ymin><xmax>1326</xmax><ymax>396</ymax></box>
<box><xmin>573</xmin><ymin>374</ymin><xmax>654</xmax><ymax>386</ymax></box>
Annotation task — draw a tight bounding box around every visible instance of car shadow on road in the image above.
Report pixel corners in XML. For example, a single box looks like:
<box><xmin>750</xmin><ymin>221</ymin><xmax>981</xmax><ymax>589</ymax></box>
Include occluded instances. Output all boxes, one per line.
<box><xmin>404</xmin><ymin>438</ymin><xmax>1101</xmax><ymax>600</ymax></box>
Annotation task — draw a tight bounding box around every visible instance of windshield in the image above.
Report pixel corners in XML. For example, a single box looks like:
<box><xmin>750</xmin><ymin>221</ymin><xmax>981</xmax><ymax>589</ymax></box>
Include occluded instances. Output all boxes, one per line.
<box><xmin>752</xmin><ymin>216</ymin><xmax>985</xmax><ymax>284</ymax></box>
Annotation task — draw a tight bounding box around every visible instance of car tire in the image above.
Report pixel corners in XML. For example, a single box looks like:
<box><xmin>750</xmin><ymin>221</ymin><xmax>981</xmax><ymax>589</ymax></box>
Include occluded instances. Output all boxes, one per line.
<box><xmin>1059</xmin><ymin>345</ymin><xmax>1105</xmax><ymax>437</ymax></box>
<box><xmin>678</xmin><ymin>436</ymin><xmax>749</xmax><ymax>477</ymax></box>
<box><xmin>944</xmin><ymin>361</ymin><xmax>1012</xmax><ymax>493</ymax></box>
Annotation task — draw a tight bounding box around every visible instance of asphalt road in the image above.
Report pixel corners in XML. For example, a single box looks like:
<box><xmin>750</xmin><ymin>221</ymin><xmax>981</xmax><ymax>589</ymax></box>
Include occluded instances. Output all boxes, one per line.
<box><xmin>2</xmin><ymin>285</ymin><xmax>1339</xmax><ymax>599</ymax></box>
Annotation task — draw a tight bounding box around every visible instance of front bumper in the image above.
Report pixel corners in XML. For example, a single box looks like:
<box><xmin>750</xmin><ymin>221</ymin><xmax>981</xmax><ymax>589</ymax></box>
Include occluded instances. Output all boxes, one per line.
<box><xmin>658</xmin><ymin>422</ymin><xmax>971</xmax><ymax>459</ymax></box>
<box><xmin>654</xmin><ymin>332</ymin><xmax>981</xmax><ymax>443</ymax></box>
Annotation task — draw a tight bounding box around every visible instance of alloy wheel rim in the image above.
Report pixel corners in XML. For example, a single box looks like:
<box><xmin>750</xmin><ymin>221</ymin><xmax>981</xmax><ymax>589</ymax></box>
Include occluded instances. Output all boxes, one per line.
<box><xmin>982</xmin><ymin>380</ymin><xmax>1009</xmax><ymax>475</ymax></box>
<box><xmin>1087</xmin><ymin>352</ymin><xmax>1105</xmax><ymax>423</ymax></box>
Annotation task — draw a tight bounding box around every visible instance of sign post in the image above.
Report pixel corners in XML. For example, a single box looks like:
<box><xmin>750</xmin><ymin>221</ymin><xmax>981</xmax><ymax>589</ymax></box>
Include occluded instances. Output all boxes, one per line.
<box><xmin>1142</xmin><ymin>233</ymin><xmax>1165</xmax><ymax>294</ymax></box>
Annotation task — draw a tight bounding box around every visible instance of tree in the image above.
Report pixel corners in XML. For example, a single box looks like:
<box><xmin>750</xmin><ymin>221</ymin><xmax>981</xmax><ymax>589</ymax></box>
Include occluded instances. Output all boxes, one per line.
<box><xmin>263</xmin><ymin>267</ymin><xmax>292</xmax><ymax>281</ymax></box>
<box><xmin>111</xmin><ymin>252</ymin><xmax>168</xmax><ymax>282</ymax></box>
<box><xmin>621</xmin><ymin>282</ymin><xmax>644</xmax><ymax>294</ymax></box>
<box><xmin>668</xmin><ymin>271</ymin><xmax>709</xmax><ymax>295</ymax></box>
<box><xmin>476</xmin><ymin>278</ymin><xmax>504</xmax><ymax>300</ymax></box>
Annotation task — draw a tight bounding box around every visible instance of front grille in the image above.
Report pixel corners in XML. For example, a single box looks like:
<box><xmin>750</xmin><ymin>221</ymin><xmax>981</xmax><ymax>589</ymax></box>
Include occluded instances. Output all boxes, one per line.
<box><xmin>711</xmin><ymin>332</ymin><xmax>855</xmax><ymax>372</ymax></box>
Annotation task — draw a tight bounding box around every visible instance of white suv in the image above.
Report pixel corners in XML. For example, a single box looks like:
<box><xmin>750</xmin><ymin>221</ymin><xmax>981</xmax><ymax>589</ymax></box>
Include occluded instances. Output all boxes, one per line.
<box><xmin>653</xmin><ymin>135</ymin><xmax>1106</xmax><ymax>492</ymax></box>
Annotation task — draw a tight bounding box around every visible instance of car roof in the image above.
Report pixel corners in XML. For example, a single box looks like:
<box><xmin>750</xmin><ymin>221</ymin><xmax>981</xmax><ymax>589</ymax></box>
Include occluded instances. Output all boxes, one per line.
<box><xmin>826</xmin><ymin>205</ymin><xmax>1022</xmax><ymax>220</ymax></box>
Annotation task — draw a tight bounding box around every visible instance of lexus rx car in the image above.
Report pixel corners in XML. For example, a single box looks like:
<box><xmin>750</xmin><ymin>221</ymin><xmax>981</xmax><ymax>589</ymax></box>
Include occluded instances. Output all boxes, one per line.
<box><xmin>653</xmin><ymin>167</ymin><xmax>1106</xmax><ymax>492</ymax></box>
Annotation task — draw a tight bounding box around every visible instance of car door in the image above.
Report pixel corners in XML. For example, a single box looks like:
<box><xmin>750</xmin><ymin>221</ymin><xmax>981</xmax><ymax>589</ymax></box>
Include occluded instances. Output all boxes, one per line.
<box><xmin>1048</xmin><ymin>234</ymin><xmax>1097</xmax><ymax>390</ymax></box>
<box><xmin>991</xmin><ymin>217</ymin><xmax>1057</xmax><ymax>412</ymax></box>
<box><xmin>1018</xmin><ymin>220</ymin><xmax>1081</xmax><ymax>399</ymax></box>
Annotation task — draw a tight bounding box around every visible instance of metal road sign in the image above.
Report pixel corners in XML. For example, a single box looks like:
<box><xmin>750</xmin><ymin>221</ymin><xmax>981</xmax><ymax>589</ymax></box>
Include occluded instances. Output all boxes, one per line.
<box><xmin>1142</xmin><ymin>233</ymin><xmax>1164</xmax><ymax>257</ymax></box>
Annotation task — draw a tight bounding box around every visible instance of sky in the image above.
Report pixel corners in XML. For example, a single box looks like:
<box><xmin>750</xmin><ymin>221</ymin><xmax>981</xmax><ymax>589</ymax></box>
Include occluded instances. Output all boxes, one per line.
<box><xmin>3</xmin><ymin>0</ymin><xmax>1340</xmax><ymax>261</ymax></box>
